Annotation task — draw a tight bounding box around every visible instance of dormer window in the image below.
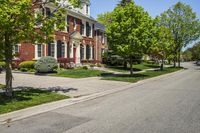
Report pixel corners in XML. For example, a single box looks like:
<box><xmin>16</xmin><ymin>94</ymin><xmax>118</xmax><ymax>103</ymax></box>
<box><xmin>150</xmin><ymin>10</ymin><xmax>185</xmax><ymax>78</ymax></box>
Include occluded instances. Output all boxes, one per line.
<box><xmin>86</xmin><ymin>5</ymin><xmax>89</xmax><ymax>15</ymax></box>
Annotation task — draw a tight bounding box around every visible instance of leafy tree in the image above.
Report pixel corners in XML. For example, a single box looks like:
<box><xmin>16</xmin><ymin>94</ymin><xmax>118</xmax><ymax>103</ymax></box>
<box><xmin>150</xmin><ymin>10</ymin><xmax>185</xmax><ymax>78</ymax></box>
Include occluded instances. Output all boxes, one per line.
<box><xmin>182</xmin><ymin>50</ymin><xmax>192</xmax><ymax>61</ymax></box>
<box><xmin>185</xmin><ymin>42</ymin><xmax>200</xmax><ymax>61</ymax></box>
<box><xmin>149</xmin><ymin>17</ymin><xmax>174</xmax><ymax>70</ymax></box>
<box><xmin>118</xmin><ymin>0</ymin><xmax>132</xmax><ymax>6</ymax></box>
<box><xmin>106</xmin><ymin>1</ymin><xmax>153</xmax><ymax>74</ymax></box>
<box><xmin>97</xmin><ymin>12</ymin><xmax>113</xmax><ymax>27</ymax></box>
<box><xmin>0</xmin><ymin>0</ymin><xmax>81</xmax><ymax>97</ymax></box>
<box><xmin>160</xmin><ymin>2</ymin><xmax>200</xmax><ymax>67</ymax></box>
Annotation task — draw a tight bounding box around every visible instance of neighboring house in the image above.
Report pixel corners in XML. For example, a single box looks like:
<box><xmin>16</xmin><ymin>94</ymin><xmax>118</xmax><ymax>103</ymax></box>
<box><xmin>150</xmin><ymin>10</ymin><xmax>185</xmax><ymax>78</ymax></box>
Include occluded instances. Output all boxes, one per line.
<box><xmin>14</xmin><ymin>0</ymin><xmax>107</xmax><ymax>66</ymax></box>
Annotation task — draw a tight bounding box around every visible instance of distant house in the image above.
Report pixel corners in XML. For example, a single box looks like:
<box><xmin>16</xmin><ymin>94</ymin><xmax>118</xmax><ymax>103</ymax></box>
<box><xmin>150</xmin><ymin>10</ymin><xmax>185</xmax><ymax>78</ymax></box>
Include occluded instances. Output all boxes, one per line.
<box><xmin>14</xmin><ymin>0</ymin><xmax>107</xmax><ymax>66</ymax></box>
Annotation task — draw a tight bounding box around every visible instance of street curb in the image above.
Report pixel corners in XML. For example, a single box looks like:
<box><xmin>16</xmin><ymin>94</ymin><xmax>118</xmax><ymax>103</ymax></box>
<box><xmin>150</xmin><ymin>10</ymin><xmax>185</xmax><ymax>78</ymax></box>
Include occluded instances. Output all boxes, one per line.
<box><xmin>0</xmin><ymin>68</ymin><xmax>185</xmax><ymax>125</ymax></box>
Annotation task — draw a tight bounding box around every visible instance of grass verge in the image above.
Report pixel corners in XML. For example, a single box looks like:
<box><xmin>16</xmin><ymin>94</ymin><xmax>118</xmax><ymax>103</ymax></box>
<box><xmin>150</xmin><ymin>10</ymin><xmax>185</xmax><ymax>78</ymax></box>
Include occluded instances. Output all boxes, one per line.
<box><xmin>102</xmin><ymin>67</ymin><xmax>182</xmax><ymax>83</ymax></box>
<box><xmin>0</xmin><ymin>88</ymin><xmax>69</xmax><ymax>114</ymax></box>
<box><xmin>52</xmin><ymin>68</ymin><xmax>107</xmax><ymax>78</ymax></box>
<box><xmin>106</xmin><ymin>63</ymin><xmax>160</xmax><ymax>72</ymax></box>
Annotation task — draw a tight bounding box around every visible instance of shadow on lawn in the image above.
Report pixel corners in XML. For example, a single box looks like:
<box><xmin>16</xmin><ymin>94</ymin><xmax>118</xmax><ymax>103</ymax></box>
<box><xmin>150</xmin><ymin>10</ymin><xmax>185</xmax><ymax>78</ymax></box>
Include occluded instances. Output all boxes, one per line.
<box><xmin>101</xmin><ymin>72</ymin><xmax>148</xmax><ymax>78</ymax></box>
<box><xmin>0</xmin><ymin>86</ymin><xmax>77</xmax><ymax>106</ymax></box>
<box><xmin>106</xmin><ymin>66</ymin><xmax>142</xmax><ymax>72</ymax></box>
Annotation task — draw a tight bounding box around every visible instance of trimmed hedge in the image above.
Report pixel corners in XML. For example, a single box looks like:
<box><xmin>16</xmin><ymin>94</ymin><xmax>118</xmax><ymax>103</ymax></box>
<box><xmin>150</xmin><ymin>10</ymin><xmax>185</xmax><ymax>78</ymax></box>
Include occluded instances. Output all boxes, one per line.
<box><xmin>19</xmin><ymin>61</ymin><xmax>35</xmax><ymax>70</ymax></box>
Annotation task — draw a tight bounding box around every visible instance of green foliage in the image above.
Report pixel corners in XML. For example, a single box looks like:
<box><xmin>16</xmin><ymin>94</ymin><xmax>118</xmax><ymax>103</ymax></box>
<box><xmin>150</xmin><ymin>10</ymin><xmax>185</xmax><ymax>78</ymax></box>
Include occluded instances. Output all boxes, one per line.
<box><xmin>106</xmin><ymin>1</ymin><xmax>154</xmax><ymax>74</ymax></box>
<box><xmin>107</xmin><ymin>2</ymin><xmax>152</xmax><ymax>55</ymax></box>
<box><xmin>35</xmin><ymin>56</ymin><xmax>58</xmax><ymax>73</ymax></box>
<box><xmin>160</xmin><ymin>2</ymin><xmax>200</xmax><ymax>66</ymax></box>
<box><xmin>0</xmin><ymin>62</ymin><xmax>6</xmax><ymax>69</ymax></box>
<box><xmin>82</xmin><ymin>66</ymin><xmax>88</xmax><ymax>70</ymax></box>
<box><xmin>97</xmin><ymin>12</ymin><xmax>113</xmax><ymax>27</ymax></box>
<box><xmin>19</xmin><ymin>61</ymin><xmax>35</xmax><ymax>70</ymax></box>
<box><xmin>184</xmin><ymin>42</ymin><xmax>200</xmax><ymax>61</ymax></box>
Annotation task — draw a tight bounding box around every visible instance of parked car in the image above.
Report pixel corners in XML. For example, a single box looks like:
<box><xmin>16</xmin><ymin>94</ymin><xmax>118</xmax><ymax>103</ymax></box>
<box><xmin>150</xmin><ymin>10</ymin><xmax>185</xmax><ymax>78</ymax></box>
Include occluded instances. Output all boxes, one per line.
<box><xmin>196</xmin><ymin>60</ymin><xmax>200</xmax><ymax>66</ymax></box>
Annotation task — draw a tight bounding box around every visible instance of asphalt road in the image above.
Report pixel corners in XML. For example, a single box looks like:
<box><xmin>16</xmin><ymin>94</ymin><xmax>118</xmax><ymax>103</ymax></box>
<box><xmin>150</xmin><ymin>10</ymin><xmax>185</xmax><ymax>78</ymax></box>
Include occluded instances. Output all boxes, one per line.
<box><xmin>1</xmin><ymin>62</ymin><xmax>200</xmax><ymax>133</ymax></box>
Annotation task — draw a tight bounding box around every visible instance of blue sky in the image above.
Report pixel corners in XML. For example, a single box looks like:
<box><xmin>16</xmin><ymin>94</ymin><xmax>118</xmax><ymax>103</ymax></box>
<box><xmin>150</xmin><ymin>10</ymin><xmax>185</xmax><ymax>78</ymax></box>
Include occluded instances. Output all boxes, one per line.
<box><xmin>90</xmin><ymin>0</ymin><xmax>200</xmax><ymax>19</ymax></box>
<box><xmin>90</xmin><ymin>0</ymin><xmax>200</xmax><ymax>49</ymax></box>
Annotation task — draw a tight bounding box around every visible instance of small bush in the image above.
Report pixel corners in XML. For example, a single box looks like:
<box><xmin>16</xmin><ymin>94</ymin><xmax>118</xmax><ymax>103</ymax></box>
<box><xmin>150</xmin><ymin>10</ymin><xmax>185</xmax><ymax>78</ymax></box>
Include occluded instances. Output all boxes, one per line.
<box><xmin>19</xmin><ymin>61</ymin><xmax>35</xmax><ymax>70</ymax></box>
<box><xmin>0</xmin><ymin>62</ymin><xmax>6</xmax><ymax>69</ymax></box>
<box><xmin>90</xmin><ymin>64</ymin><xmax>95</xmax><ymax>67</ymax></box>
<box><xmin>82</xmin><ymin>66</ymin><xmax>88</xmax><ymax>70</ymax></box>
<box><xmin>97</xmin><ymin>64</ymin><xmax>102</xmax><ymax>67</ymax></box>
<box><xmin>35</xmin><ymin>56</ymin><xmax>58</xmax><ymax>73</ymax></box>
<box><xmin>20</xmin><ymin>68</ymin><xmax>28</xmax><ymax>72</ymax></box>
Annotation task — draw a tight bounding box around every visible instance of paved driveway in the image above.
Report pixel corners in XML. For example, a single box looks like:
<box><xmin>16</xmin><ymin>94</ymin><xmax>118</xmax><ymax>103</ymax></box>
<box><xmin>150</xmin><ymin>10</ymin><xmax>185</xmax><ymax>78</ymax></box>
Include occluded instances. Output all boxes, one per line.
<box><xmin>0</xmin><ymin>72</ymin><xmax>131</xmax><ymax>97</ymax></box>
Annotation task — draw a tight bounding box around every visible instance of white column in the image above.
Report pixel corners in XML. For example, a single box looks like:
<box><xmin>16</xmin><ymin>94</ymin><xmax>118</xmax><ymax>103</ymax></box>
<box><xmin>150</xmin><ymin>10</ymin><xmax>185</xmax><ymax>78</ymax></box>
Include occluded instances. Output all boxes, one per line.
<box><xmin>44</xmin><ymin>44</ymin><xmax>47</xmax><ymax>56</ymax></box>
<box><xmin>54</xmin><ymin>40</ymin><xmax>57</xmax><ymax>59</ymax></box>
<box><xmin>35</xmin><ymin>45</ymin><xmax>38</xmax><ymax>59</ymax></box>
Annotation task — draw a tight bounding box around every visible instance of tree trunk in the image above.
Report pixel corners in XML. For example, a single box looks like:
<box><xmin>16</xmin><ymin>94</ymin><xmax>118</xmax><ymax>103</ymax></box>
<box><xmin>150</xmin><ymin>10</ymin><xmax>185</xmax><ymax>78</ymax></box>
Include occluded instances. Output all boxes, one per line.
<box><xmin>160</xmin><ymin>58</ymin><xmax>164</xmax><ymax>71</ymax></box>
<box><xmin>178</xmin><ymin>50</ymin><xmax>181</xmax><ymax>68</ymax></box>
<box><xmin>130</xmin><ymin>56</ymin><xmax>133</xmax><ymax>75</ymax></box>
<box><xmin>4</xmin><ymin>33</ymin><xmax>13</xmax><ymax>97</ymax></box>
<box><xmin>123</xmin><ymin>60</ymin><xmax>127</xmax><ymax>69</ymax></box>
<box><xmin>173</xmin><ymin>59</ymin><xmax>176</xmax><ymax>68</ymax></box>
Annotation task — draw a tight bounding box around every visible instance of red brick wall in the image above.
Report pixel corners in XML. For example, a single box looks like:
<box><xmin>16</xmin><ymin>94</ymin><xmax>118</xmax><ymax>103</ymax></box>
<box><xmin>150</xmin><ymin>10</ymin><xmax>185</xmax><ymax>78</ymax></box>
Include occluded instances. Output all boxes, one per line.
<box><xmin>19</xmin><ymin>43</ymin><xmax>35</xmax><ymax>61</ymax></box>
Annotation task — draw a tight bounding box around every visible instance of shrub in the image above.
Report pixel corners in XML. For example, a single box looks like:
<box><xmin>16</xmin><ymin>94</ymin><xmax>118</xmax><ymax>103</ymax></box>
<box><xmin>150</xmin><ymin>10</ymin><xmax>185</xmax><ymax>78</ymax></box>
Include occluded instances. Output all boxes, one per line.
<box><xmin>90</xmin><ymin>64</ymin><xmax>95</xmax><ymax>67</ymax></box>
<box><xmin>20</xmin><ymin>68</ymin><xmax>28</xmax><ymax>72</ymax></box>
<box><xmin>0</xmin><ymin>62</ymin><xmax>6</xmax><ymax>69</ymax></box>
<box><xmin>82</xmin><ymin>66</ymin><xmax>88</xmax><ymax>70</ymax></box>
<box><xmin>35</xmin><ymin>56</ymin><xmax>58</xmax><ymax>73</ymax></box>
<box><xmin>19</xmin><ymin>61</ymin><xmax>35</xmax><ymax>70</ymax></box>
<box><xmin>97</xmin><ymin>64</ymin><xmax>102</xmax><ymax>67</ymax></box>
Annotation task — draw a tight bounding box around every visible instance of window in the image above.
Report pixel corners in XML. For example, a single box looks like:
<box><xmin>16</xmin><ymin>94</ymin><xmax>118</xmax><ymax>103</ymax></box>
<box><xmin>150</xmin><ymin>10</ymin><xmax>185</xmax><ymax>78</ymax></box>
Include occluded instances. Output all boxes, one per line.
<box><xmin>80</xmin><ymin>44</ymin><xmax>84</xmax><ymax>60</ymax></box>
<box><xmin>51</xmin><ymin>43</ymin><xmax>55</xmax><ymax>57</ymax></box>
<box><xmin>67</xmin><ymin>16</ymin><xmax>70</xmax><ymax>32</ymax></box>
<box><xmin>48</xmin><ymin>43</ymin><xmax>55</xmax><ymax>57</ymax></box>
<box><xmin>92</xmin><ymin>46</ymin><xmax>94</xmax><ymax>59</ymax></box>
<box><xmin>81</xmin><ymin>22</ymin><xmax>85</xmax><ymax>35</ymax></box>
<box><xmin>86</xmin><ymin>45</ymin><xmax>91</xmax><ymax>59</ymax></box>
<box><xmin>42</xmin><ymin>7</ymin><xmax>51</xmax><ymax>17</ymax></box>
<box><xmin>61</xmin><ymin>43</ymin><xmax>65</xmax><ymax>58</ymax></box>
<box><xmin>86</xmin><ymin>22</ymin><xmax>91</xmax><ymax>37</ymax></box>
<box><xmin>14</xmin><ymin>45</ymin><xmax>19</xmax><ymax>54</ymax></box>
<box><xmin>37</xmin><ymin>44</ymin><xmax>43</xmax><ymax>58</ymax></box>
<box><xmin>86</xmin><ymin>5</ymin><xmax>89</xmax><ymax>14</ymax></box>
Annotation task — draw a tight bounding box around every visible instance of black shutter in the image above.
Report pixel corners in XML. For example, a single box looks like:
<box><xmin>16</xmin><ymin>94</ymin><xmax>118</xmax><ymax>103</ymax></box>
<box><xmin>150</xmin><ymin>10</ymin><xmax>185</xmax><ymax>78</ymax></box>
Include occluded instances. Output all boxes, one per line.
<box><xmin>57</xmin><ymin>40</ymin><xmax>62</xmax><ymax>58</ymax></box>
<box><xmin>86</xmin><ymin>22</ymin><xmax>89</xmax><ymax>37</ymax></box>
<box><xmin>67</xmin><ymin>42</ymin><xmax>70</xmax><ymax>58</ymax></box>
<box><xmin>48</xmin><ymin>43</ymin><xmax>51</xmax><ymax>56</ymax></box>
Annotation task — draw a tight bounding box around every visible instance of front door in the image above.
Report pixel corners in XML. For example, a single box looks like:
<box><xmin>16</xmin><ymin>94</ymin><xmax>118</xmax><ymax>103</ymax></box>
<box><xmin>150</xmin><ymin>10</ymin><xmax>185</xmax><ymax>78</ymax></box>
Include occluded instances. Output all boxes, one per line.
<box><xmin>73</xmin><ymin>48</ymin><xmax>76</xmax><ymax>64</ymax></box>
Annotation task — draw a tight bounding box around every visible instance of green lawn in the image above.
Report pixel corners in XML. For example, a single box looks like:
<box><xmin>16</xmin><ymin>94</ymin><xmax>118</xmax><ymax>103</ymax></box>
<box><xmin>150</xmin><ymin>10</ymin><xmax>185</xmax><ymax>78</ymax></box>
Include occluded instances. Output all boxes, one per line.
<box><xmin>106</xmin><ymin>63</ymin><xmax>160</xmax><ymax>73</ymax></box>
<box><xmin>53</xmin><ymin>68</ymin><xmax>107</xmax><ymax>78</ymax></box>
<box><xmin>102</xmin><ymin>67</ymin><xmax>182</xmax><ymax>83</ymax></box>
<box><xmin>0</xmin><ymin>88</ymin><xmax>69</xmax><ymax>114</ymax></box>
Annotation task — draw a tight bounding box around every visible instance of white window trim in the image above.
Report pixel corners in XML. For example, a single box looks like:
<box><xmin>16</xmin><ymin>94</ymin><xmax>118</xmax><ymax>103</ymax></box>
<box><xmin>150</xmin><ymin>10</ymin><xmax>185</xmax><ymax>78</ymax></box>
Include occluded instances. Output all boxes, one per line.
<box><xmin>35</xmin><ymin>44</ymin><xmax>43</xmax><ymax>60</ymax></box>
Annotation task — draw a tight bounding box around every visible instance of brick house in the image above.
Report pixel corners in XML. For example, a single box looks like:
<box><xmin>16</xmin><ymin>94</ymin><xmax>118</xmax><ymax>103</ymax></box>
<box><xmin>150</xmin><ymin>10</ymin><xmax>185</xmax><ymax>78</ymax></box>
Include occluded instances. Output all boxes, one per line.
<box><xmin>14</xmin><ymin>0</ymin><xmax>107</xmax><ymax>67</ymax></box>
